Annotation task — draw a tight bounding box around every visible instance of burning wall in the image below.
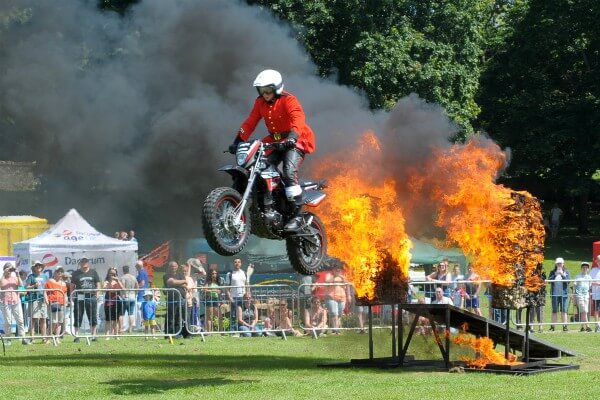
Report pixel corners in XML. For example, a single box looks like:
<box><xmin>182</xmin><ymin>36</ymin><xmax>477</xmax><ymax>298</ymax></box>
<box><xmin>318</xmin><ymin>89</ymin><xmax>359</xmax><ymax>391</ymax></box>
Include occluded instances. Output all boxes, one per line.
<box><xmin>315</xmin><ymin>133</ymin><xmax>545</xmax><ymax>308</ymax></box>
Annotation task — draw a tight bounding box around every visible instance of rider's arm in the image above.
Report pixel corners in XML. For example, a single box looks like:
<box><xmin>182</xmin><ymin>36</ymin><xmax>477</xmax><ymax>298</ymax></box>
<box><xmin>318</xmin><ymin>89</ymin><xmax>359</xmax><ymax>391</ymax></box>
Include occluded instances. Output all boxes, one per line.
<box><xmin>283</xmin><ymin>95</ymin><xmax>307</xmax><ymax>134</ymax></box>
<box><xmin>238</xmin><ymin>98</ymin><xmax>263</xmax><ymax>141</ymax></box>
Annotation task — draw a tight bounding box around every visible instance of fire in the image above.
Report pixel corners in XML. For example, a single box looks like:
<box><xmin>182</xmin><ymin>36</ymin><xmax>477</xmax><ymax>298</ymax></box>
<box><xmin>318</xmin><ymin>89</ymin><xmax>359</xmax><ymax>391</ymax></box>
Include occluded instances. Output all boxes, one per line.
<box><xmin>315</xmin><ymin>131</ymin><xmax>412</xmax><ymax>302</ymax></box>
<box><xmin>409</xmin><ymin>138</ymin><xmax>545</xmax><ymax>290</ymax></box>
<box><xmin>453</xmin><ymin>323</ymin><xmax>520</xmax><ymax>368</ymax></box>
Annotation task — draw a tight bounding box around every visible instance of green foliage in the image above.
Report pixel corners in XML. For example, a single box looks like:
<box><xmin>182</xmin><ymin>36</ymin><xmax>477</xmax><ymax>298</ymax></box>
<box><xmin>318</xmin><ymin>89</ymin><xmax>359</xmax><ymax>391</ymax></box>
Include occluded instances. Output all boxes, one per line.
<box><xmin>248</xmin><ymin>0</ymin><xmax>498</xmax><ymax>137</ymax></box>
<box><xmin>478</xmin><ymin>0</ymin><xmax>600</xmax><ymax>202</ymax></box>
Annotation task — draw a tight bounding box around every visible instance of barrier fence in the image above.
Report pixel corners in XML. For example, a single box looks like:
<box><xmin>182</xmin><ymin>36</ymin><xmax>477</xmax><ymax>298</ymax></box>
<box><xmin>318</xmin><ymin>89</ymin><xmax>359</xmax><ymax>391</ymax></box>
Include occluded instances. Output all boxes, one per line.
<box><xmin>0</xmin><ymin>288</ymin><xmax>68</xmax><ymax>345</ymax></box>
<box><xmin>1</xmin><ymin>279</ymin><xmax>599</xmax><ymax>346</ymax></box>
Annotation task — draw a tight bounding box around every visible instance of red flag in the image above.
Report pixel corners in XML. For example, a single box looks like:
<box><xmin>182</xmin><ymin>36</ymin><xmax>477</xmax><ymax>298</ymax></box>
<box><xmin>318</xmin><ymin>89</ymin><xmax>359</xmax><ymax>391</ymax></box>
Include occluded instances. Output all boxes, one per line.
<box><xmin>140</xmin><ymin>241</ymin><xmax>170</xmax><ymax>283</ymax></box>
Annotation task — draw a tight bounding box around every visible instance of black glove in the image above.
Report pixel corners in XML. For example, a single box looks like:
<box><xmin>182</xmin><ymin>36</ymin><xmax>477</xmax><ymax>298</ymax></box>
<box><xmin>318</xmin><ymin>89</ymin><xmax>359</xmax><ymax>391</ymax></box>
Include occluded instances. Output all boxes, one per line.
<box><xmin>228</xmin><ymin>136</ymin><xmax>242</xmax><ymax>154</ymax></box>
<box><xmin>282</xmin><ymin>137</ymin><xmax>297</xmax><ymax>150</ymax></box>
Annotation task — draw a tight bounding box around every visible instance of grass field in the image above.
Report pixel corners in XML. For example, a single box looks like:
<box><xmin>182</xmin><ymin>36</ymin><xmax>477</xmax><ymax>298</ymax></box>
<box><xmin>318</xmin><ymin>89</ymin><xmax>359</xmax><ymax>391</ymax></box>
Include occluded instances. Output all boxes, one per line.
<box><xmin>0</xmin><ymin>328</ymin><xmax>597</xmax><ymax>400</ymax></box>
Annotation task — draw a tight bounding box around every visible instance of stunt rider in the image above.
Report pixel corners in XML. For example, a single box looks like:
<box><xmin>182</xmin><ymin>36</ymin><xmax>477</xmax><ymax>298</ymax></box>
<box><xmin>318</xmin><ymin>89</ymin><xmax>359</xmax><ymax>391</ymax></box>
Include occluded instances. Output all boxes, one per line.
<box><xmin>229</xmin><ymin>69</ymin><xmax>316</xmax><ymax>232</ymax></box>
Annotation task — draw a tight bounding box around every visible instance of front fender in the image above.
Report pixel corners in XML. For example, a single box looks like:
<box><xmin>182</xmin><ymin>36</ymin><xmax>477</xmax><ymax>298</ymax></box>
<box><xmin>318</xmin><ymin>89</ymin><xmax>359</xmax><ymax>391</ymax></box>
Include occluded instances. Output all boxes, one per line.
<box><xmin>219</xmin><ymin>165</ymin><xmax>249</xmax><ymax>193</ymax></box>
<box><xmin>218</xmin><ymin>165</ymin><xmax>249</xmax><ymax>180</ymax></box>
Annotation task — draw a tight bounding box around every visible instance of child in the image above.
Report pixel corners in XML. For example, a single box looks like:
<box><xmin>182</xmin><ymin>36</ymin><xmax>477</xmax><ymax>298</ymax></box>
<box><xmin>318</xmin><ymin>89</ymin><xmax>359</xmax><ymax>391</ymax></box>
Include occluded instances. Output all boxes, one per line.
<box><xmin>141</xmin><ymin>290</ymin><xmax>157</xmax><ymax>338</ymax></box>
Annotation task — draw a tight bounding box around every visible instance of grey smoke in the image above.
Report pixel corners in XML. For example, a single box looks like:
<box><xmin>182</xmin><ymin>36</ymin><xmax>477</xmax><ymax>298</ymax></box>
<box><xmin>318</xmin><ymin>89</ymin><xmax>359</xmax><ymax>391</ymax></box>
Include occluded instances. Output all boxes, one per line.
<box><xmin>1</xmin><ymin>0</ymin><xmax>464</xmax><ymax>247</ymax></box>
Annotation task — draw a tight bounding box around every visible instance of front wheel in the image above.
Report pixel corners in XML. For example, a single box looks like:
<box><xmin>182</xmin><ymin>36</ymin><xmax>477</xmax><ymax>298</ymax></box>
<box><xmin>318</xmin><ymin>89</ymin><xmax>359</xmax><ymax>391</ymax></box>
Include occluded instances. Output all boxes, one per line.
<box><xmin>202</xmin><ymin>187</ymin><xmax>250</xmax><ymax>256</ymax></box>
<box><xmin>286</xmin><ymin>212</ymin><xmax>327</xmax><ymax>275</ymax></box>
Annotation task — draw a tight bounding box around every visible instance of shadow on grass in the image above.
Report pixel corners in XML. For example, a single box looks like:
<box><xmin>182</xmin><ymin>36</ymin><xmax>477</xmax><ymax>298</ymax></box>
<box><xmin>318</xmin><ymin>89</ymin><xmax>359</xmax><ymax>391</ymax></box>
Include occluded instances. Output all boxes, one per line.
<box><xmin>1</xmin><ymin>353</ymin><xmax>329</xmax><ymax>371</ymax></box>
<box><xmin>104</xmin><ymin>377</ymin><xmax>254</xmax><ymax>395</ymax></box>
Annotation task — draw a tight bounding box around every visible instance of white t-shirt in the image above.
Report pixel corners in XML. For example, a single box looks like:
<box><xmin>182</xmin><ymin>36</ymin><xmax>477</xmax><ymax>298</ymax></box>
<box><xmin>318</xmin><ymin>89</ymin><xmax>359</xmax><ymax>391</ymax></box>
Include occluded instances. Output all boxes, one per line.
<box><xmin>590</xmin><ymin>267</ymin><xmax>600</xmax><ymax>300</ymax></box>
<box><xmin>574</xmin><ymin>273</ymin><xmax>592</xmax><ymax>298</ymax></box>
<box><xmin>433</xmin><ymin>296</ymin><xmax>453</xmax><ymax>305</ymax></box>
<box><xmin>229</xmin><ymin>269</ymin><xmax>246</xmax><ymax>298</ymax></box>
<box><xmin>550</xmin><ymin>207</ymin><xmax>562</xmax><ymax>223</ymax></box>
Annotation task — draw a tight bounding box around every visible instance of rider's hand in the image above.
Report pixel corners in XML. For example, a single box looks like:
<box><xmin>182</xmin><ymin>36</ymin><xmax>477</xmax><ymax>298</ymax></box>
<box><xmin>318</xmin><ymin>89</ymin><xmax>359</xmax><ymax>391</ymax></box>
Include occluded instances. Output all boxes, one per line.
<box><xmin>228</xmin><ymin>136</ymin><xmax>242</xmax><ymax>154</ymax></box>
<box><xmin>281</xmin><ymin>138</ymin><xmax>297</xmax><ymax>150</ymax></box>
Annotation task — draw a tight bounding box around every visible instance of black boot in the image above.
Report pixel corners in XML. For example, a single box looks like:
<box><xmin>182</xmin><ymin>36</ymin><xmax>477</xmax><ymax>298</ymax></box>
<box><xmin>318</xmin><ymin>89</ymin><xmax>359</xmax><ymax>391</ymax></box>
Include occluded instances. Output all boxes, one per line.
<box><xmin>284</xmin><ymin>195</ymin><xmax>304</xmax><ymax>232</ymax></box>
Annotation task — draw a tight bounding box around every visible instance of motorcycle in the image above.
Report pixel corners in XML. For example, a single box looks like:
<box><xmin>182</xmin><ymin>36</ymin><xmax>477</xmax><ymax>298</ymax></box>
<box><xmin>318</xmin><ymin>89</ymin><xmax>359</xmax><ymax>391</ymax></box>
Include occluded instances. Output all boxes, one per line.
<box><xmin>201</xmin><ymin>140</ymin><xmax>328</xmax><ymax>275</ymax></box>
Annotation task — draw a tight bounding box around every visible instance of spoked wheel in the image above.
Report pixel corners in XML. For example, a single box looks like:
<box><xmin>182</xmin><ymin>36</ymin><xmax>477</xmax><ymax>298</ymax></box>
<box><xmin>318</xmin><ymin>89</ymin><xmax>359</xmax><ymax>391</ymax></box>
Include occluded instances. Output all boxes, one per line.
<box><xmin>286</xmin><ymin>212</ymin><xmax>327</xmax><ymax>275</ymax></box>
<box><xmin>202</xmin><ymin>187</ymin><xmax>251</xmax><ymax>256</ymax></box>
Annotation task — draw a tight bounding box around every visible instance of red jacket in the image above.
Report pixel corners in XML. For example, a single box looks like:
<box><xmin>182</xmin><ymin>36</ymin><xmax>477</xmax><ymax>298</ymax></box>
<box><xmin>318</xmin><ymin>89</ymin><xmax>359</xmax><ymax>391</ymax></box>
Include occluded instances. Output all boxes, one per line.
<box><xmin>238</xmin><ymin>91</ymin><xmax>316</xmax><ymax>154</ymax></box>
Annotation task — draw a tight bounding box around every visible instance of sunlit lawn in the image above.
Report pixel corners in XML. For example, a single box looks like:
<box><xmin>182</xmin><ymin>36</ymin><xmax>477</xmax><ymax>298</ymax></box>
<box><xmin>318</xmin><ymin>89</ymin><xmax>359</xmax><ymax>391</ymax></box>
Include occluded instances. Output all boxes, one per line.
<box><xmin>0</xmin><ymin>327</ymin><xmax>597</xmax><ymax>400</ymax></box>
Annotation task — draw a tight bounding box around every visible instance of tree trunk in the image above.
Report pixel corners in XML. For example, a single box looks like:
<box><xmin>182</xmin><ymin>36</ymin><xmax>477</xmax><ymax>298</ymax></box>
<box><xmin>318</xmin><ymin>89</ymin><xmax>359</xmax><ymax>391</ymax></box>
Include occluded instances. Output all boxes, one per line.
<box><xmin>577</xmin><ymin>189</ymin><xmax>590</xmax><ymax>234</ymax></box>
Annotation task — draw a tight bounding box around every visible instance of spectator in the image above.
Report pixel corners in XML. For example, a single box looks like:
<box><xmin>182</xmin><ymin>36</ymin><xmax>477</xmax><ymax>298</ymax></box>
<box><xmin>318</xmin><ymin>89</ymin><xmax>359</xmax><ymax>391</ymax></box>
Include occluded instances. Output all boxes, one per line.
<box><xmin>45</xmin><ymin>267</ymin><xmax>68</xmax><ymax>343</ymax></box>
<box><xmin>135</xmin><ymin>260</ymin><xmax>149</xmax><ymax>329</ymax></box>
<box><xmin>118</xmin><ymin>231</ymin><xmax>128</xmax><ymax>240</ymax></box>
<box><xmin>163</xmin><ymin>261</ymin><xmax>188</xmax><ymax>338</ymax></box>
<box><xmin>237</xmin><ymin>293</ymin><xmax>259</xmax><ymax>337</ymax></box>
<box><xmin>271</xmin><ymin>299</ymin><xmax>303</xmax><ymax>337</ymax></box>
<box><xmin>531</xmin><ymin>263</ymin><xmax>547</xmax><ymax>333</ymax></box>
<box><xmin>451</xmin><ymin>265</ymin><xmax>465</xmax><ymax>308</ymax></box>
<box><xmin>187</xmin><ymin>259</ymin><xmax>205</xmax><ymax>331</ymax></box>
<box><xmin>426</xmin><ymin>259</ymin><xmax>452</xmax><ymax>300</ymax></box>
<box><xmin>548</xmin><ymin>257</ymin><xmax>570</xmax><ymax>332</ymax></box>
<box><xmin>119</xmin><ymin>265</ymin><xmax>138</xmax><ymax>334</ymax></box>
<box><xmin>432</xmin><ymin>286</ymin><xmax>453</xmax><ymax>305</ymax></box>
<box><xmin>103</xmin><ymin>267</ymin><xmax>124</xmax><ymax>339</ymax></box>
<box><xmin>464</xmin><ymin>263</ymin><xmax>483</xmax><ymax>316</ymax></box>
<box><xmin>129</xmin><ymin>230</ymin><xmax>137</xmax><ymax>242</ymax></box>
<box><xmin>549</xmin><ymin>203</ymin><xmax>563</xmax><ymax>239</ymax></box>
<box><xmin>0</xmin><ymin>263</ymin><xmax>28</xmax><ymax>345</ymax></box>
<box><xmin>17</xmin><ymin>269</ymin><xmax>28</xmax><ymax>330</ymax></box>
<box><xmin>325</xmin><ymin>267</ymin><xmax>349</xmax><ymax>335</ymax></box>
<box><xmin>25</xmin><ymin>261</ymin><xmax>49</xmax><ymax>344</ymax></box>
<box><xmin>304</xmin><ymin>296</ymin><xmax>327</xmax><ymax>337</ymax></box>
<box><xmin>70</xmin><ymin>257</ymin><xmax>101</xmax><ymax>342</ymax></box>
<box><xmin>204</xmin><ymin>269</ymin><xmax>223</xmax><ymax>333</ymax></box>
<box><xmin>141</xmin><ymin>290</ymin><xmax>158</xmax><ymax>338</ymax></box>
<box><xmin>574</xmin><ymin>262</ymin><xmax>592</xmax><ymax>332</ymax></box>
<box><xmin>226</xmin><ymin>259</ymin><xmax>253</xmax><ymax>332</ymax></box>
<box><xmin>182</xmin><ymin>262</ymin><xmax>197</xmax><ymax>335</ymax></box>
<box><xmin>590</xmin><ymin>255</ymin><xmax>600</xmax><ymax>332</ymax></box>
<box><xmin>415</xmin><ymin>297</ymin><xmax>432</xmax><ymax>335</ymax></box>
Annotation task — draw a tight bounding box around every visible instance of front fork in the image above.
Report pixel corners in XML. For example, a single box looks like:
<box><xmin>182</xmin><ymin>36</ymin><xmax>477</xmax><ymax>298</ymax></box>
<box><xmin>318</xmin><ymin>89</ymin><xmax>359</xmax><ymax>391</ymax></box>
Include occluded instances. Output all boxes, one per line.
<box><xmin>233</xmin><ymin>165</ymin><xmax>257</xmax><ymax>231</ymax></box>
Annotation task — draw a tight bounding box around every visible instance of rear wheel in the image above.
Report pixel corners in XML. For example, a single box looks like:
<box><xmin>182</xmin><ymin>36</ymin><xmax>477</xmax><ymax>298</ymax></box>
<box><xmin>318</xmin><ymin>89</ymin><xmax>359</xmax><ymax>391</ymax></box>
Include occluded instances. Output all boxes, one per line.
<box><xmin>286</xmin><ymin>212</ymin><xmax>327</xmax><ymax>275</ymax></box>
<box><xmin>202</xmin><ymin>187</ymin><xmax>250</xmax><ymax>256</ymax></box>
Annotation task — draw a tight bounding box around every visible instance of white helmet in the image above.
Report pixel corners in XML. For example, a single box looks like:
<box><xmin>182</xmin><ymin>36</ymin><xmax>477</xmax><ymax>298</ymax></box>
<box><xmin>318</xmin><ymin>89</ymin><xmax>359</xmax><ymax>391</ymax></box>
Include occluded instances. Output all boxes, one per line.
<box><xmin>253</xmin><ymin>69</ymin><xmax>284</xmax><ymax>95</ymax></box>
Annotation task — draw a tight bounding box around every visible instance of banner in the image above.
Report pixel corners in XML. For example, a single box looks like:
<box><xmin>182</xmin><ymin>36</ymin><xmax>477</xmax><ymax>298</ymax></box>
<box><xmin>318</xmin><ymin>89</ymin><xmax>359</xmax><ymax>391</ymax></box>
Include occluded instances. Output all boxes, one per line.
<box><xmin>140</xmin><ymin>241</ymin><xmax>170</xmax><ymax>283</ymax></box>
<box><xmin>14</xmin><ymin>250</ymin><xmax>136</xmax><ymax>281</ymax></box>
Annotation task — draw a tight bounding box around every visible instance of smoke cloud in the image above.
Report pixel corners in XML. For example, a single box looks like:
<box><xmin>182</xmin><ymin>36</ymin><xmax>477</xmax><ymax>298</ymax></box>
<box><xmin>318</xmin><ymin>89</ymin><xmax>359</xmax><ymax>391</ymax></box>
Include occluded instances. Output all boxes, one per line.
<box><xmin>1</xmin><ymin>0</ymin><xmax>463</xmax><ymax>248</ymax></box>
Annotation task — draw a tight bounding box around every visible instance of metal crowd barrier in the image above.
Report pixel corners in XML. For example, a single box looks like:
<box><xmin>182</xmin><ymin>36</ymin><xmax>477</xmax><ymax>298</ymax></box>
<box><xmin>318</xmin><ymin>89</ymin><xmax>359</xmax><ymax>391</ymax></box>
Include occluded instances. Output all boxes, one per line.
<box><xmin>0</xmin><ymin>288</ymin><xmax>68</xmax><ymax>346</ymax></box>
<box><xmin>508</xmin><ymin>278</ymin><xmax>600</xmax><ymax>331</ymax></box>
<box><xmin>70</xmin><ymin>288</ymin><xmax>182</xmax><ymax>343</ymax></box>
<box><xmin>188</xmin><ymin>284</ymin><xmax>297</xmax><ymax>339</ymax></box>
<box><xmin>297</xmin><ymin>282</ymin><xmax>399</xmax><ymax>338</ymax></box>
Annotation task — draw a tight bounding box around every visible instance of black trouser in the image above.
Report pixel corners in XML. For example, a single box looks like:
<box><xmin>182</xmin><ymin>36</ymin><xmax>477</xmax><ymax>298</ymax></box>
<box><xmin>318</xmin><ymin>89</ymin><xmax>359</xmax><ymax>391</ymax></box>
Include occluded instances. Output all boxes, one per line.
<box><xmin>165</xmin><ymin>298</ymin><xmax>190</xmax><ymax>337</ymax></box>
<box><xmin>73</xmin><ymin>298</ymin><xmax>98</xmax><ymax>328</ymax></box>
<box><xmin>267</xmin><ymin>148</ymin><xmax>305</xmax><ymax>187</ymax></box>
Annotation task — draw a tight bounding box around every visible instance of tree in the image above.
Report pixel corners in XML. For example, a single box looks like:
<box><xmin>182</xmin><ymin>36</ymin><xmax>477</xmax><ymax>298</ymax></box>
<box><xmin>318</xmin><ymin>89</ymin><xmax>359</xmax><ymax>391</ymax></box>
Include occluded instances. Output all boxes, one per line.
<box><xmin>248</xmin><ymin>0</ymin><xmax>496</xmax><ymax>137</ymax></box>
<box><xmin>478</xmin><ymin>0</ymin><xmax>600</xmax><ymax>232</ymax></box>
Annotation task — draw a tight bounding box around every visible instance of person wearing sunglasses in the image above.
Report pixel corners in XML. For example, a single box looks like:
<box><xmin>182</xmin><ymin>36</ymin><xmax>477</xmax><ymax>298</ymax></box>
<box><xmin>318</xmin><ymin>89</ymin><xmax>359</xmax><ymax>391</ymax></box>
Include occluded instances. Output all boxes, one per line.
<box><xmin>229</xmin><ymin>69</ymin><xmax>316</xmax><ymax>231</ymax></box>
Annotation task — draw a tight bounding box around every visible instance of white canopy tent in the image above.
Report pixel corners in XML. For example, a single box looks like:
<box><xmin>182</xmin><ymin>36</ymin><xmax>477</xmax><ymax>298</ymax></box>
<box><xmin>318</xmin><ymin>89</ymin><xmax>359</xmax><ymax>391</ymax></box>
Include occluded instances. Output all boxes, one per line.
<box><xmin>13</xmin><ymin>208</ymin><xmax>137</xmax><ymax>278</ymax></box>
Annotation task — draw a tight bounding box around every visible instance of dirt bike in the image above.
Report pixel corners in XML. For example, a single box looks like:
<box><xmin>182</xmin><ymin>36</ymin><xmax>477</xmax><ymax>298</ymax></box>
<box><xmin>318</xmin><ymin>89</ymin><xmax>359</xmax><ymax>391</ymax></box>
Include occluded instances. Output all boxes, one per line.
<box><xmin>201</xmin><ymin>140</ymin><xmax>328</xmax><ymax>275</ymax></box>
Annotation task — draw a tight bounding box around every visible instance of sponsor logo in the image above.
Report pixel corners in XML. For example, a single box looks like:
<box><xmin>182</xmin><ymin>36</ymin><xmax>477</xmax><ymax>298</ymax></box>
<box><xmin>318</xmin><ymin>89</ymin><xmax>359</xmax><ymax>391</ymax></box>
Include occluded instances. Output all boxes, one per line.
<box><xmin>41</xmin><ymin>253</ymin><xmax>59</xmax><ymax>267</ymax></box>
<box><xmin>64</xmin><ymin>256</ymin><xmax>106</xmax><ymax>266</ymax></box>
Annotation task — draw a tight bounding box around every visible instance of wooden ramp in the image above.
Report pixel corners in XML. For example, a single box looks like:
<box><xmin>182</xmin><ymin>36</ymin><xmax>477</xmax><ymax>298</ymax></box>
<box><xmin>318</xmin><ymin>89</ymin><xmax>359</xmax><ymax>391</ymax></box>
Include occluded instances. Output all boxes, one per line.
<box><xmin>401</xmin><ymin>303</ymin><xmax>576</xmax><ymax>359</ymax></box>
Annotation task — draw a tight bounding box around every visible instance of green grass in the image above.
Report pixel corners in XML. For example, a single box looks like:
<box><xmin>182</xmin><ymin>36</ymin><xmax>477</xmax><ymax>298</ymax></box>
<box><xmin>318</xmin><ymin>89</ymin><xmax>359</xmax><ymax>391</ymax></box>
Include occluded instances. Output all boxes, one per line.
<box><xmin>0</xmin><ymin>329</ymin><xmax>597</xmax><ymax>400</ymax></box>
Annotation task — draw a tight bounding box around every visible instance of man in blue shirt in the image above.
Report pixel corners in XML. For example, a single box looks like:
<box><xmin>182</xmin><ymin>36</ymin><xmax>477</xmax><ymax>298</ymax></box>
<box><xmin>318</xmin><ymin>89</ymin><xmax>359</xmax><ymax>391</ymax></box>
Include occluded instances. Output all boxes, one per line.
<box><xmin>135</xmin><ymin>260</ymin><xmax>149</xmax><ymax>330</ymax></box>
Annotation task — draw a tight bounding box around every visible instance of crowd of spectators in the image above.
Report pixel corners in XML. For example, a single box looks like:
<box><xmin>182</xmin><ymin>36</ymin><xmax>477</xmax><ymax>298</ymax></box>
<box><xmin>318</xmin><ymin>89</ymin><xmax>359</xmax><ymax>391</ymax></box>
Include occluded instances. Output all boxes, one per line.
<box><xmin>3</xmin><ymin>254</ymin><xmax>600</xmax><ymax>345</ymax></box>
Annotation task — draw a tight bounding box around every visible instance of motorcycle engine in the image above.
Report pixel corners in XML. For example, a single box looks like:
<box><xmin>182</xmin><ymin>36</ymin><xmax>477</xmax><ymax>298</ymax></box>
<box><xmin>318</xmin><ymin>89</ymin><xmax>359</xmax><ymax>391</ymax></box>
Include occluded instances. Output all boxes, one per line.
<box><xmin>264</xmin><ymin>209</ymin><xmax>284</xmax><ymax>230</ymax></box>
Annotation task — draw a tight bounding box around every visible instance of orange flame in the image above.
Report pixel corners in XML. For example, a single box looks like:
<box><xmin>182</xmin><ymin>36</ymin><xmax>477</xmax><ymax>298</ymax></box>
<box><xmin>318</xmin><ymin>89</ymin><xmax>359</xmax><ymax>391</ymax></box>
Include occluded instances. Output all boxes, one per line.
<box><xmin>315</xmin><ymin>131</ymin><xmax>412</xmax><ymax>302</ymax></box>
<box><xmin>453</xmin><ymin>323</ymin><xmax>520</xmax><ymax>368</ymax></box>
<box><xmin>409</xmin><ymin>139</ymin><xmax>545</xmax><ymax>290</ymax></box>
